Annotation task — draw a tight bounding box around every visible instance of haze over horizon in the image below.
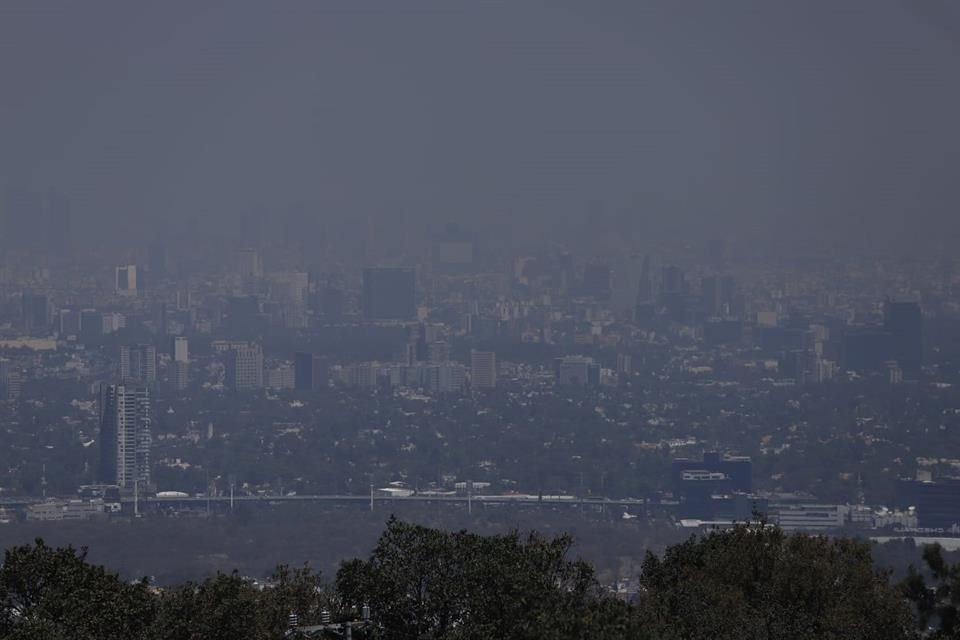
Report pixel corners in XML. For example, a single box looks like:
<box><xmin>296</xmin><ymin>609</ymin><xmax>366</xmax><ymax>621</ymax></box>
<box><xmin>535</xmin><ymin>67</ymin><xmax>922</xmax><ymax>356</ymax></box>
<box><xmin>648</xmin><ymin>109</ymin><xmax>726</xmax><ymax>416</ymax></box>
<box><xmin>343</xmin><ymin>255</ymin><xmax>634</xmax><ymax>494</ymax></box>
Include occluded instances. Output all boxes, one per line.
<box><xmin>1</xmin><ymin>1</ymin><xmax>959</xmax><ymax>256</ymax></box>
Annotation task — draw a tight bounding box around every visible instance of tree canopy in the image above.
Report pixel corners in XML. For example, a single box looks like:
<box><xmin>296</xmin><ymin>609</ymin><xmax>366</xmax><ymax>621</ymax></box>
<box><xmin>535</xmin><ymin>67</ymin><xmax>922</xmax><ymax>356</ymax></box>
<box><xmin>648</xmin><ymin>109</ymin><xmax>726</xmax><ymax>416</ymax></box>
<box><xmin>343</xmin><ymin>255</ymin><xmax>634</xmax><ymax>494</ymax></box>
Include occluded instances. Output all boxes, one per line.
<box><xmin>0</xmin><ymin>539</ymin><xmax>156</xmax><ymax>640</ymax></box>
<box><xmin>0</xmin><ymin>521</ymin><xmax>926</xmax><ymax>639</ymax></box>
<box><xmin>636</xmin><ymin>523</ymin><xmax>915</xmax><ymax>640</ymax></box>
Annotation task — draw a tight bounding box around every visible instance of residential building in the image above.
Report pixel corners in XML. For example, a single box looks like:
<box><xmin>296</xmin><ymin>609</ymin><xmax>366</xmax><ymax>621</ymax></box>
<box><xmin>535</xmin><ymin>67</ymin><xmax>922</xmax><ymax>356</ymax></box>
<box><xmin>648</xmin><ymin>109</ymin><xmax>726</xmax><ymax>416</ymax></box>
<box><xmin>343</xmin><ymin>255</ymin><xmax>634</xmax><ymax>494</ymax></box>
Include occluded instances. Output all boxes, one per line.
<box><xmin>471</xmin><ymin>350</ymin><xmax>497</xmax><ymax>389</ymax></box>
<box><xmin>0</xmin><ymin>359</ymin><xmax>21</xmax><ymax>401</ymax></box>
<box><xmin>171</xmin><ymin>336</ymin><xmax>189</xmax><ymax>390</ymax></box>
<box><xmin>27</xmin><ymin>499</ymin><xmax>105</xmax><ymax>522</ymax></box>
<box><xmin>554</xmin><ymin>355</ymin><xmax>601</xmax><ymax>387</ymax></box>
<box><xmin>266</xmin><ymin>364</ymin><xmax>296</xmax><ymax>390</ymax></box>
<box><xmin>295</xmin><ymin>352</ymin><xmax>328</xmax><ymax>391</ymax></box>
<box><xmin>99</xmin><ymin>384</ymin><xmax>151</xmax><ymax>490</ymax></box>
<box><xmin>119</xmin><ymin>344</ymin><xmax>157</xmax><ymax>385</ymax></box>
<box><xmin>773</xmin><ymin>504</ymin><xmax>845</xmax><ymax>532</ymax></box>
<box><xmin>115</xmin><ymin>265</ymin><xmax>137</xmax><ymax>296</ymax></box>
<box><xmin>884</xmin><ymin>300</ymin><xmax>922</xmax><ymax>374</ymax></box>
<box><xmin>226</xmin><ymin>343</ymin><xmax>264</xmax><ymax>390</ymax></box>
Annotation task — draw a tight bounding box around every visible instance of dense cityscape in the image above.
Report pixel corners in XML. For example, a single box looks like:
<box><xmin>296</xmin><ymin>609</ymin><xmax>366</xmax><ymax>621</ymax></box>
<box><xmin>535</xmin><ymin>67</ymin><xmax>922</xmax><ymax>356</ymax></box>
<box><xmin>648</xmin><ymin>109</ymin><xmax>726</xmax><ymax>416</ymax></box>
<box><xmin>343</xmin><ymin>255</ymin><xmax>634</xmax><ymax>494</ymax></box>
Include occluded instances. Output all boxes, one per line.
<box><xmin>1</xmin><ymin>212</ymin><xmax>958</xmax><ymax>545</ymax></box>
<box><xmin>4</xmin><ymin>2</ymin><xmax>960</xmax><ymax>637</ymax></box>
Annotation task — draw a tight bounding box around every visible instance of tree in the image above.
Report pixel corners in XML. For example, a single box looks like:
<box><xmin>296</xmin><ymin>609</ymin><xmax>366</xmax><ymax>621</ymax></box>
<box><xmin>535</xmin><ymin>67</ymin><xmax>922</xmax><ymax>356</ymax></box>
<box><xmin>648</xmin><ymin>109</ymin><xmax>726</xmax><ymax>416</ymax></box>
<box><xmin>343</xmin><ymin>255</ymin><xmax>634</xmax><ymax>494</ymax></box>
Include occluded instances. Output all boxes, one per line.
<box><xmin>148</xmin><ymin>572</ymin><xmax>259</xmax><ymax>640</ymax></box>
<box><xmin>256</xmin><ymin>564</ymin><xmax>330</xmax><ymax>638</ymax></box>
<box><xmin>0</xmin><ymin>539</ymin><xmax>156</xmax><ymax>640</ymax></box>
<box><xmin>900</xmin><ymin>543</ymin><xmax>960</xmax><ymax>638</ymax></box>
<box><xmin>637</xmin><ymin>522</ymin><xmax>916</xmax><ymax>640</ymax></box>
<box><xmin>335</xmin><ymin>516</ymin><xmax>633</xmax><ymax>640</ymax></box>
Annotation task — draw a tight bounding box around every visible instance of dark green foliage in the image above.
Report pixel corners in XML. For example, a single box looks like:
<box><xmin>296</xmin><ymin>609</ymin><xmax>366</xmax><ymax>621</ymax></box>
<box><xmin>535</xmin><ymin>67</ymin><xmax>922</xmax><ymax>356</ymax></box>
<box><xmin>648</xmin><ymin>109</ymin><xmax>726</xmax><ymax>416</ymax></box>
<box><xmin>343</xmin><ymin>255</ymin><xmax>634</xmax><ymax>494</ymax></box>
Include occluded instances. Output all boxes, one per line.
<box><xmin>900</xmin><ymin>543</ymin><xmax>960</xmax><ymax>638</ymax></box>
<box><xmin>148</xmin><ymin>572</ymin><xmax>259</xmax><ymax>640</ymax></box>
<box><xmin>256</xmin><ymin>564</ymin><xmax>331</xmax><ymax>637</ymax></box>
<box><xmin>335</xmin><ymin>515</ymin><xmax>632</xmax><ymax>639</ymax></box>
<box><xmin>148</xmin><ymin>565</ymin><xmax>331</xmax><ymax>640</ymax></box>
<box><xmin>0</xmin><ymin>523</ymin><xmax>923</xmax><ymax>639</ymax></box>
<box><xmin>636</xmin><ymin>523</ymin><xmax>916</xmax><ymax>640</ymax></box>
<box><xmin>0</xmin><ymin>538</ymin><xmax>156</xmax><ymax>640</ymax></box>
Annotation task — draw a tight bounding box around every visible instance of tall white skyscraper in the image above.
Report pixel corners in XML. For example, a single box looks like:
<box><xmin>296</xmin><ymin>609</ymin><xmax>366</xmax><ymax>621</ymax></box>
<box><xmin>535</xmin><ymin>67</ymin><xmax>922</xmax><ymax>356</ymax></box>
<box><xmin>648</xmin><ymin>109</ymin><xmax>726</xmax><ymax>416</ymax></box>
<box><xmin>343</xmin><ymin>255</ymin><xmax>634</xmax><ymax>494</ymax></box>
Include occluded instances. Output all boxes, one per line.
<box><xmin>99</xmin><ymin>384</ymin><xmax>151</xmax><ymax>489</ymax></box>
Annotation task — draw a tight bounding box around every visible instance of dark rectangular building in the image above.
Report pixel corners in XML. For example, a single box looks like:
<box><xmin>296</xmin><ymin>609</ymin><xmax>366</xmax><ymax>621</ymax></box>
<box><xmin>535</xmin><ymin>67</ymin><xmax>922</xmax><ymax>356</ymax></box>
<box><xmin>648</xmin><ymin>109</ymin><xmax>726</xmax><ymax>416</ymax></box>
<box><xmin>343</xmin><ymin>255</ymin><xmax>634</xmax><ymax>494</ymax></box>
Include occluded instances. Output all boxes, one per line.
<box><xmin>841</xmin><ymin>328</ymin><xmax>892</xmax><ymax>373</ymax></box>
<box><xmin>295</xmin><ymin>352</ymin><xmax>328</xmax><ymax>391</ymax></box>
<box><xmin>20</xmin><ymin>292</ymin><xmax>50</xmax><ymax>333</ymax></box>
<box><xmin>884</xmin><ymin>300</ymin><xmax>922</xmax><ymax>374</ymax></box>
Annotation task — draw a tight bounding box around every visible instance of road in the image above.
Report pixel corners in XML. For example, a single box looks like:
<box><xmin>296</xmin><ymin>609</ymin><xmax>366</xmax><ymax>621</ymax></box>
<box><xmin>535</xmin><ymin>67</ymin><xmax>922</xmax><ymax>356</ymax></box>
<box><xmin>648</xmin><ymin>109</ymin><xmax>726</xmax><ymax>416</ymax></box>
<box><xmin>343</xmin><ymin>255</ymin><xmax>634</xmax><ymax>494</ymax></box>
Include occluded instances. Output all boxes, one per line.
<box><xmin>140</xmin><ymin>493</ymin><xmax>661</xmax><ymax>508</ymax></box>
<box><xmin>0</xmin><ymin>493</ymin><xmax>676</xmax><ymax>512</ymax></box>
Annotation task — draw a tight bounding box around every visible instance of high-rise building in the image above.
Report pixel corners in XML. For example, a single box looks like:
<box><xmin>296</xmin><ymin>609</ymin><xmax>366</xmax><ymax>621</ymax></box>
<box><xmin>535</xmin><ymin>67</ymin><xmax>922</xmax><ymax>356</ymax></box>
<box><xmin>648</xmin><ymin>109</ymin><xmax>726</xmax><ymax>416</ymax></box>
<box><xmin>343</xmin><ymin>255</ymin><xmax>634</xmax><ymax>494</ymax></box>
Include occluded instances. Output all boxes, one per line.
<box><xmin>362</xmin><ymin>267</ymin><xmax>416</xmax><ymax>321</ymax></box>
<box><xmin>171</xmin><ymin>336</ymin><xmax>189</xmax><ymax>390</ymax></box>
<box><xmin>0</xmin><ymin>359</ymin><xmax>21</xmax><ymax>401</ymax></box>
<box><xmin>236</xmin><ymin>247</ymin><xmax>263</xmax><ymax>279</ymax></box>
<box><xmin>294</xmin><ymin>352</ymin><xmax>328</xmax><ymax>391</ymax></box>
<box><xmin>99</xmin><ymin>384</ymin><xmax>151</xmax><ymax>489</ymax></box>
<box><xmin>427</xmin><ymin>341</ymin><xmax>451</xmax><ymax>364</ymax></box>
<box><xmin>171</xmin><ymin>336</ymin><xmax>188</xmax><ymax>362</ymax></box>
<box><xmin>320</xmin><ymin>276</ymin><xmax>346</xmax><ymax>323</ymax></box>
<box><xmin>101</xmin><ymin>312</ymin><xmax>126</xmax><ymax>335</ymax></box>
<box><xmin>172</xmin><ymin>360</ymin><xmax>189</xmax><ymax>391</ymax></box>
<box><xmin>554</xmin><ymin>355</ymin><xmax>601</xmax><ymax>387</ymax></box>
<box><xmin>634</xmin><ymin>255</ymin><xmax>655</xmax><ymax>323</ymax></box>
<box><xmin>884</xmin><ymin>300</ymin><xmax>922</xmax><ymax>374</ymax></box>
<box><xmin>660</xmin><ymin>265</ymin><xmax>687</xmax><ymax>295</ymax></box>
<box><xmin>470</xmin><ymin>350</ymin><xmax>497</xmax><ymax>389</ymax></box>
<box><xmin>431</xmin><ymin>223</ymin><xmax>474</xmax><ymax>275</ymax></box>
<box><xmin>115</xmin><ymin>265</ymin><xmax>137</xmax><ymax>296</ymax></box>
<box><xmin>701</xmin><ymin>275</ymin><xmax>738</xmax><ymax>317</ymax></box>
<box><xmin>659</xmin><ymin>265</ymin><xmax>688</xmax><ymax>323</ymax></box>
<box><xmin>266</xmin><ymin>364</ymin><xmax>296</xmax><ymax>390</ymax></box>
<box><xmin>20</xmin><ymin>292</ymin><xmax>50</xmax><ymax>334</ymax></box>
<box><xmin>58</xmin><ymin>308</ymin><xmax>80</xmax><ymax>337</ymax></box>
<box><xmin>119</xmin><ymin>344</ymin><xmax>157</xmax><ymax>385</ymax></box>
<box><xmin>147</xmin><ymin>240</ymin><xmax>168</xmax><ymax>280</ymax></box>
<box><xmin>295</xmin><ymin>352</ymin><xmax>314</xmax><ymax>390</ymax></box>
<box><xmin>558</xmin><ymin>252</ymin><xmax>576</xmax><ymax>294</ymax></box>
<box><xmin>270</xmin><ymin>271</ymin><xmax>309</xmax><ymax>329</ymax></box>
<box><xmin>226</xmin><ymin>344</ymin><xmax>263</xmax><ymax>390</ymax></box>
<box><xmin>424</xmin><ymin>363</ymin><xmax>467</xmax><ymax>394</ymax></box>
<box><xmin>79</xmin><ymin>309</ymin><xmax>102</xmax><ymax>342</ymax></box>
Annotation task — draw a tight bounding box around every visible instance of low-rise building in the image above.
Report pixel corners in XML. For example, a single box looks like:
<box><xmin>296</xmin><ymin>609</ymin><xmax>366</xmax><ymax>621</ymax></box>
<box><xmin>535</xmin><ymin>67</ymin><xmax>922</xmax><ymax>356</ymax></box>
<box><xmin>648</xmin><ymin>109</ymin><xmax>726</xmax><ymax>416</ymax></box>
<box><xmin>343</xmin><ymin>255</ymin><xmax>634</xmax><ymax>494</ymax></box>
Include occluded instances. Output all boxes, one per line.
<box><xmin>773</xmin><ymin>504</ymin><xmax>845</xmax><ymax>532</ymax></box>
<box><xmin>27</xmin><ymin>499</ymin><xmax>106</xmax><ymax>522</ymax></box>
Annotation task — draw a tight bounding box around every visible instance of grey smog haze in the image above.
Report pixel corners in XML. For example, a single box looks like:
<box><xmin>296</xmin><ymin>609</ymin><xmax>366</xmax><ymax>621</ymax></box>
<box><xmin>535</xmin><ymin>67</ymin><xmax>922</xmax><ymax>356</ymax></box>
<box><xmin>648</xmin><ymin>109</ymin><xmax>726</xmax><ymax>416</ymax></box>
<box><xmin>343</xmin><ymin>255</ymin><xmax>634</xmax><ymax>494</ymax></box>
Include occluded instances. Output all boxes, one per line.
<box><xmin>1</xmin><ymin>1</ymin><xmax>958</xmax><ymax>256</ymax></box>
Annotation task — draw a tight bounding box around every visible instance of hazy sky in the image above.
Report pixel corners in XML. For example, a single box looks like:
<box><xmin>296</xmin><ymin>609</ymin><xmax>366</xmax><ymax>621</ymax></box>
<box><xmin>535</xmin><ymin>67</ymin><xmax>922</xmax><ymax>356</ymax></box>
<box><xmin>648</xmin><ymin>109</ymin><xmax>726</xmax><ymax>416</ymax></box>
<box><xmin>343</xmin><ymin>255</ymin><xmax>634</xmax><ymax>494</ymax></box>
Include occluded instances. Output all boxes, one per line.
<box><xmin>1</xmin><ymin>1</ymin><xmax>958</xmax><ymax>254</ymax></box>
